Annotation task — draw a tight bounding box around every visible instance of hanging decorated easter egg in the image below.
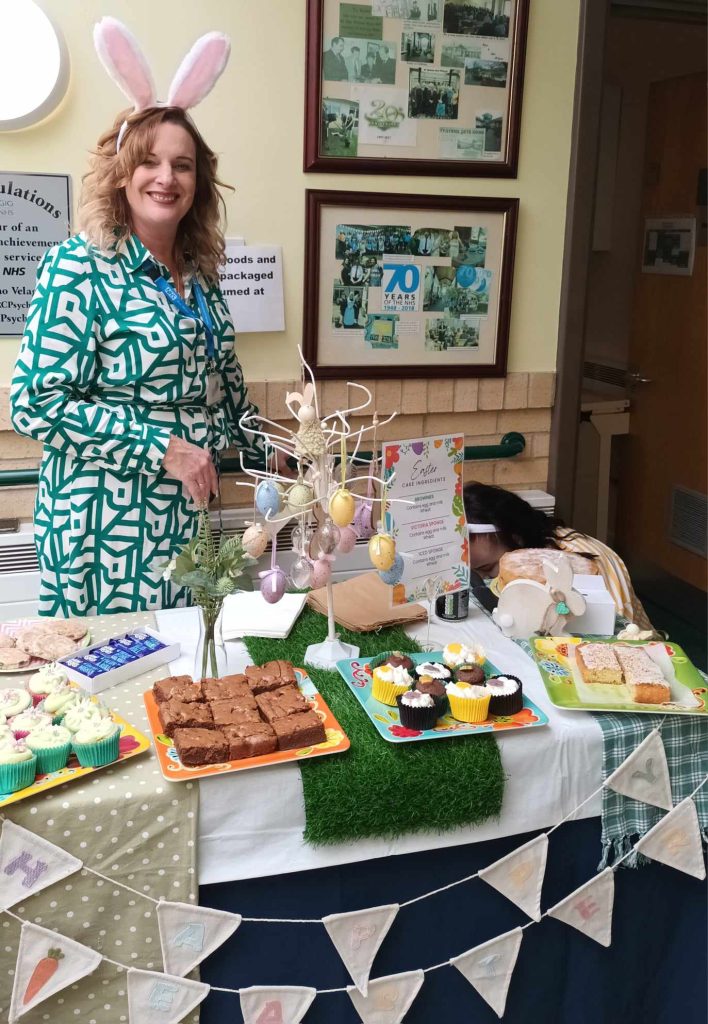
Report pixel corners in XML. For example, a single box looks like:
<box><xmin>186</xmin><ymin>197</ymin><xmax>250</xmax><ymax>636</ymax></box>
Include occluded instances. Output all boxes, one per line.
<box><xmin>329</xmin><ymin>488</ymin><xmax>356</xmax><ymax>528</ymax></box>
<box><xmin>311</xmin><ymin>520</ymin><xmax>340</xmax><ymax>557</ymax></box>
<box><xmin>287</xmin><ymin>481</ymin><xmax>314</xmax><ymax>515</ymax></box>
<box><xmin>352</xmin><ymin>498</ymin><xmax>375</xmax><ymax>539</ymax></box>
<box><xmin>255</xmin><ymin>480</ymin><xmax>281</xmax><ymax>518</ymax></box>
<box><xmin>290</xmin><ymin>556</ymin><xmax>313</xmax><ymax>589</ymax></box>
<box><xmin>378</xmin><ymin>553</ymin><xmax>404</xmax><ymax>586</ymax></box>
<box><xmin>310</xmin><ymin>557</ymin><xmax>332</xmax><ymax>588</ymax></box>
<box><xmin>242</xmin><ymin>523</ymin><xmax>268</xmax><ymax>558</ymax></box>
<box><xmin>336</xmin><ymin>525</ymin><xmax>357</xmax><ymax>554</ymax></box>
<box><xmin>369</xmin><ymin>533</ymin><xmax>396</xmax><ymax>571</ymax></box>
<box><xmin>259</xmin><ymin>567</ymin><xmax>287</xmax><ymax>604</ymax></box>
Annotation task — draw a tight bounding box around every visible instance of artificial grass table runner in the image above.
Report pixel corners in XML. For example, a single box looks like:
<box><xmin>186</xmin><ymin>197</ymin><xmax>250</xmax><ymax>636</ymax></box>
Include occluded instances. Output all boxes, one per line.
<box><xmin>244</xmin><ymin>608</ymin><xmax>504</xmax><ymax>846</ymax></box>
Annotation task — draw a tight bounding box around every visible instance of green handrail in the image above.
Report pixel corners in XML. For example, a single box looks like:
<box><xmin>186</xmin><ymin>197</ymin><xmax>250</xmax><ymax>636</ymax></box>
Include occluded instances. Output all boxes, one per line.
<box><xmin>0</xmin><ymin>432</ymin><xmax>525</xmax><ymax>488</ymax></box>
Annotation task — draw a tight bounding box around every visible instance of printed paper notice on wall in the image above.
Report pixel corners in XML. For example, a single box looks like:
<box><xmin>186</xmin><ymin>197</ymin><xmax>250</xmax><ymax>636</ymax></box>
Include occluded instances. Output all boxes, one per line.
<box><xmin>220</xmin><ymin>242</ymin><xmax>285</xmax><ymax>333</ymax></box>
<box><xmin>382</xmin><ymin>435</ymin><xmax>469</xmax><ymax>605</ymax></box>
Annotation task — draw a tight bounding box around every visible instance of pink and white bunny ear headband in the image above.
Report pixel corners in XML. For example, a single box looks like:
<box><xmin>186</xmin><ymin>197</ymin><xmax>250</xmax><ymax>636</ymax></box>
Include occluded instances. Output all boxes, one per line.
<box><xmin>93</xmin><ymin>16</ymin><xmax>231</xmax><ymax>151</ymax></box>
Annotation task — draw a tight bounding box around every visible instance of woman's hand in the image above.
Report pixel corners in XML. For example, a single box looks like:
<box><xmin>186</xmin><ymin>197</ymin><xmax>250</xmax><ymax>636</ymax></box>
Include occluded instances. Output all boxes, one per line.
<box><xmin>162</xmin><ymin>435</ymin><xmax>218</xmax><ymax>507</ymax></box>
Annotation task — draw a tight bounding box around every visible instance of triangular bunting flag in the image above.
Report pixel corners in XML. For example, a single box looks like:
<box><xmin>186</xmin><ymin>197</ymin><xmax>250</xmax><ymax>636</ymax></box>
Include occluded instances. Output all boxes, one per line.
<box><xmin>9</xmin><ymin>921</ymin><xmax>102</xmax><ymax>1021</ymax></box>
<box><xmin>547</xmin><ymin>868</ymin><xmax>615</xmax><ymax>947</ymax></box>
<box><xmin>478</xmin><ymin>835</ymin><xmax>548</xmax><ymax>921</ymax></box>
<box><xmin>156</xmin><ymin>900</ymin><xmax>241</xmax><ymax>977</ymax></box>
<box><xmin>450</xmin><ymin>926</ymin><xmax>523</xmax><ymax>1019</ymax></box>
<box><xmin>605</xmin><ymin>729</ymin><xmax>673</xmax><ymax>811</ymax></box>
<box><xmin>322</xmin><ymin>903</ymin><xmax>399</xmax><ymax>995</ymax></box>
<box><xmin>635</xmin><ymin>797</ymin><xmax>706</xmax><ymax>880</ymax></box>
<box><xmin>127</xmin><ymin>967</ymin><xmax>209</xmax><ymax>1023</ymax></box>
<box><xmin>347</xmin><ymin>969</ymin><xmax>425</xmax><ymax>1024</ymax></box>
<box><xmin>0</xmin><ymin>821</ymin><xmax>82</xmax><ymax>911</ymax></box>
<box><xmin>239</xmin><ymin>985</ymin><xmax>316</xmax><ymax>1024</ymax></box>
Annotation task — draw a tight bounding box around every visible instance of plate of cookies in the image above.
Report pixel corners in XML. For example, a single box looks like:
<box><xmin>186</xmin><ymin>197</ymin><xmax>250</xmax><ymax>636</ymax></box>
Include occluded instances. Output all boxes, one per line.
<box><xmin>143</xmin><ymin>659</ymin><xmax>350</xmax><ymax>779</ymax></box>
<box><xmin>531</xmin><ymin>637</ymin><xmax>707</xmax><ymax>715</ymax></box>
<box><xmin>335</xmin><ymin>644</ymin><xmax>549</xmax><ymax>743</ymax></box>
<box><xmin>0</xmin><ymin>619</ymin><xmax>91</xmax><ymax>673</ymax></box>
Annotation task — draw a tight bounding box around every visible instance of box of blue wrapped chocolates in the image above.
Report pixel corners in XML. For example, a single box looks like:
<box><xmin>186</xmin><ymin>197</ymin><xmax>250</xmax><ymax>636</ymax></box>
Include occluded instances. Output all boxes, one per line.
<box><xmin>57</xmin><ymin>629</ymin><xmax>180</xmax><ymax>695</ymax></box>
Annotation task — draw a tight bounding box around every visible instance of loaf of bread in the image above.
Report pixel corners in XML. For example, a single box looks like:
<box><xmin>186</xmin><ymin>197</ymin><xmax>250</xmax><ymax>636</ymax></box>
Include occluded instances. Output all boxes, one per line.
<box><xmin>498</xmin><ymin>548</ymin><xmax>598</xmax><ymax>590</ymax></box>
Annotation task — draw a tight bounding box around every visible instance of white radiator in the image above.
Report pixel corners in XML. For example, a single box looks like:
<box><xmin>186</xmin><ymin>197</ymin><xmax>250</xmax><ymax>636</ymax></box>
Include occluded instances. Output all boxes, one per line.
<box><xmin>0</xmin><ymin>492</ymin><xmax>556</xmax><ymax>621</ymax></box>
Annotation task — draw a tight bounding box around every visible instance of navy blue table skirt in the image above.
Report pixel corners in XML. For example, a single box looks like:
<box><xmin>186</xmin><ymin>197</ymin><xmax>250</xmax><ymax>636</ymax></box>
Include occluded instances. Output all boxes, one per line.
<box><xmin>198</xmin><ymin>818</ymin><xmax>706</xmax><ymax>1024</ymax></box>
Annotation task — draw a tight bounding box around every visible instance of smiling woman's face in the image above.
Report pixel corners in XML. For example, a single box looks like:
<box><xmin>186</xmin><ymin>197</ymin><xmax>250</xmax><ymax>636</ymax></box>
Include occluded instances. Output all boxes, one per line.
<box><xmin>125</xmin><ymin>121</ymin><xmax>196</xmax><ymax>239</ymax></box>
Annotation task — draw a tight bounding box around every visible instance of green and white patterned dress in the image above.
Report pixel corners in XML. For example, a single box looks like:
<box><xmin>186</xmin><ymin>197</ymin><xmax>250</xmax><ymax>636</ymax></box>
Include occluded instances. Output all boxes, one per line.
<box><xmin>11</xmin><ymin>232</ymin><xmax>265</xmax><ymax>616</ymax></box>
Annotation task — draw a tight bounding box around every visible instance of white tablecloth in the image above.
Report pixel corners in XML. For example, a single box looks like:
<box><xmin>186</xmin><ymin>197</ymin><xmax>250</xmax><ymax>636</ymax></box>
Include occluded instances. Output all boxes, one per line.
<box><xmin>154</xmin><ymin>605</ymin><xmax>604</xmax><ymax>886</ymax></box>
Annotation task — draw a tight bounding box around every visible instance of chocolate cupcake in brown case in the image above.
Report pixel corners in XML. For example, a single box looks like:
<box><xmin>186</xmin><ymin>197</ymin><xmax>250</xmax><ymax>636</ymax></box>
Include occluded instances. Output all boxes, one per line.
<box><xmin>413</xmin><ymin>675</ymin><xmax>448</xmax><ymax>715</ymax></box>
<box><xmin>396</xmin><ymin>690</ymin><xmax>441</xmax><ymax>730</ymax></box>
<box><xmin>485</xmin><ymin>674</ymin><xmax>523</xmax><ymax>716</ymax></box>
<box><xmin>455</xmin><ymin>663</ymin><xmax>485</xmax><ymax>686</ymax></box>
<box><xmin>385</xmin><ymin>651</ymin><xmax>415</xmax><ymax>671</ymax></box>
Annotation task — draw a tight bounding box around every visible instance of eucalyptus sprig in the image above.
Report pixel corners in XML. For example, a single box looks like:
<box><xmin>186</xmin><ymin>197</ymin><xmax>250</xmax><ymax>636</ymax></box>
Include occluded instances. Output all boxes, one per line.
<box><xmin>158</xmin><ymin>509</ymin><xmax>255</xmax><ymax>605</ymax></box>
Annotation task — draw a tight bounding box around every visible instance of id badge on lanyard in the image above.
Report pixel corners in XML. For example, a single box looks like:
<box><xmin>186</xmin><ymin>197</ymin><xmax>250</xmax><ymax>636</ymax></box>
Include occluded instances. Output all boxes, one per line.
<box><xmin>149</xmin><ymin>266</ymin><xmax>225</xmax><ymax>409</ymax></box>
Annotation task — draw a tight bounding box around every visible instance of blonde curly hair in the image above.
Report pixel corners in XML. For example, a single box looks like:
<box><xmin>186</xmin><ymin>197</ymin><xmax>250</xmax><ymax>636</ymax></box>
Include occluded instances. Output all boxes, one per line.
<box><xmin>78</xmin><ymin>106</ymin><xmax>232</xmax><ymax>281</ymax></box>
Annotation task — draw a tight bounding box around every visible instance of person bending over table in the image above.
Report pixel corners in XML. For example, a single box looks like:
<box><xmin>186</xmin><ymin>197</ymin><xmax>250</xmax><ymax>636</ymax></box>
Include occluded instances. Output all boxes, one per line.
<box><xmin>464</xmin><ymin>482</ymin><xmax>652</xmax><ymax>629</ymax></box>
<box><xmin>10</xmin><ymin>105</ymin><xmax>277</xmax><ymax>617</ymax></box>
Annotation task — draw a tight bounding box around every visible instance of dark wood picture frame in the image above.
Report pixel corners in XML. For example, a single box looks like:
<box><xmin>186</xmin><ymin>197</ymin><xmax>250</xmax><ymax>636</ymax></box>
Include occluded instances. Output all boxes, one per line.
<box><xmin>304</xmin><ymin>0</ymin><xmax>529</xmax><ymax>177</ymax></box>
<box><xmin>303</xmin><ymin>188</ymin><xmax>518</xmax><ymax>379</ymax></box>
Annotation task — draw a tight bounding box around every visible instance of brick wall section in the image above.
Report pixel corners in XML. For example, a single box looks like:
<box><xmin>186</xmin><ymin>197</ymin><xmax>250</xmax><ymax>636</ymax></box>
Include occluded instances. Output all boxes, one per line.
<box><xmin>0</xmin><ymin>372</ymin><xmax>555</xmax><ymax>519</ymax></box>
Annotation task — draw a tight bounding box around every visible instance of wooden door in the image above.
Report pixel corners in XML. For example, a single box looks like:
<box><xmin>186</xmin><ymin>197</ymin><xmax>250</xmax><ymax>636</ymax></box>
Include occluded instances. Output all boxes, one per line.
<box><xmin>616</xmin><ymin>72</ymin><xmax>707</xmax><ymax>591</ymax></box>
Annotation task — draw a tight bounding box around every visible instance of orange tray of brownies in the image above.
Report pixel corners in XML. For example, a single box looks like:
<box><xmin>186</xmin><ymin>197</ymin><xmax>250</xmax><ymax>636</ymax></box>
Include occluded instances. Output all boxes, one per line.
<box><xmin>143</xmin><ymin>659</ymin><xmax>350</xmax><ymax>780</ymax></box>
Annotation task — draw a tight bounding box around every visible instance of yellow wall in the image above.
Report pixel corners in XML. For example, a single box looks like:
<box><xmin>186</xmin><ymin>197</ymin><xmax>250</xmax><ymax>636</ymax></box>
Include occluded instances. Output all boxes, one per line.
<box><xmin>0</xmin><ymin>0</ymin><xmax>581</xmax><ymax>384</ymax></box>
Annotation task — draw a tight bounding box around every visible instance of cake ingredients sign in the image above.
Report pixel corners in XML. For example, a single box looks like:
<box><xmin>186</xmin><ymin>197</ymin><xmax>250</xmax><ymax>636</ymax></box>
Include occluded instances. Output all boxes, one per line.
<box><xmin>382</xmin><ymin>434</ymin><xmax>469</xmax><ymax>604</ymax></box>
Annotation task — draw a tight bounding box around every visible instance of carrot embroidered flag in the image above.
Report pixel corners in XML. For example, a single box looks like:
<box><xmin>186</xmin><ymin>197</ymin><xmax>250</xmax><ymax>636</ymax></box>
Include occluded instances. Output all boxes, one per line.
<box><xmin>9</xmin><ymin>921</ymin><xmax>101</xmax><ymax>1021</ymax></box>
<box><xmin>239</xmin><ymin>985</ymin><xmax>317</xmax><ymax>1024</ymax></box>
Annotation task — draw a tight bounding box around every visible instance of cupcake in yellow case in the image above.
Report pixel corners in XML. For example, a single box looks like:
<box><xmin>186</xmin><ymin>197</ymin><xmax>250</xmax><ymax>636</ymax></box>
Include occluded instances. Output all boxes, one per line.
<box><xmin>443</xmin><ymin>642</ymin><xmax>485</xmax><ymax>670</ymax></box>
<box><xmin>371</xmin><ymin>663</ymin><xmax>414</xmax><ymax>706</ymax></box>
<box><xmin>446</xmin><ymin>681</ymin><xmax>491</xmax><ymax>724</ymax></box>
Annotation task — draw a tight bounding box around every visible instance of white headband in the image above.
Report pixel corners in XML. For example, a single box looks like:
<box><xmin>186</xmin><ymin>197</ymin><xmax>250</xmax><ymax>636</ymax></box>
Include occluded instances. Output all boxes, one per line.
<box><xmin>467</xmin><ymin>523</ymin><xmax>499</xmax><ymax>534</ymax></box>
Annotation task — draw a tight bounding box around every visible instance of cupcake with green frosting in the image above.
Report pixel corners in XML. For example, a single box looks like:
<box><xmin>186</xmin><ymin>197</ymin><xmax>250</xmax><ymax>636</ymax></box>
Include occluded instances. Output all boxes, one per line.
<box><xmin>62</xmin><ymin>697</ymin><xmax>111</xmax><ymax>735</ymax></box>
<box><xmin>8</xmin><ymin>707</ymin><xmax>52</xmax><ymax>739</ymax></box>
<box><xmin>72</xmin><ymin>717</ymin><xmax>120</xmax><ymax>768</ymax></box>
<box><xmin>42</xmin><ymin>685</ymin><xmax>79</xmax><ymax>723</ymax></box>
<box><xmin>0</xmin><ymin>739</ymin><xmax>37</xmax><ymax>792</ymax></box>
<box><xmin>26</xmin><ymin>724</ymin><xmax>72</xmax><ymax>774</ymax></box>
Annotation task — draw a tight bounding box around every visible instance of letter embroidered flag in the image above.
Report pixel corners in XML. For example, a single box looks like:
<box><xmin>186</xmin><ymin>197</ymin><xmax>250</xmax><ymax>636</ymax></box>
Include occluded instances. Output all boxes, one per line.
<box><xmin>322</xmin><ymin>903</ymin><xmax>399</xmax><ymax>995</ymax></box>
<box><xmin>635</xmin><ymin>798</ymin><xmax>706</xmax><ymax>880</ymax></box>
<box><xmin>0</xmin><ymin>821</ymin><xmax>82</xmax><ymax>911</ymax></box>
<box><xmin>605</xmin><ymin>729</ymin><xmax>673</xmax><ymax>811</ymax></box>
<box><xmin>478</xmin><ymin>835</ymin><xmax>548</xmax><ymax>921</ymax></box>
<box><xmin>127</xmin><ymin>967</ymin><xmax>209</xmax><ymax>1022</ymax></box>
<box><xmin>347</xmin><ymin>969</ymin><xmax>425</xmax><ymax>1024</ymax></box>
<box><xmin>547</xmin><ymin>868</ymin><xmax>615</xmax><ymax>947</ymax></box>
<box><xmin>239</xmin><ymin>985</ymin><xmax>317</xmax><ymax>1024</ymax></box>
<box><xmin>450</xmin><ymin>926</ymin><xmax>523</xmax><ymax>1019</ymax></box>
<box><xmin>156</xmin><ymin>900</ymin><xmax>242</xmax><ymax>977</ymax></box>
<box><xmin>9</xmin><ymin>921</ymin><xmax>102</xmax><ymax>1021</ymax></box>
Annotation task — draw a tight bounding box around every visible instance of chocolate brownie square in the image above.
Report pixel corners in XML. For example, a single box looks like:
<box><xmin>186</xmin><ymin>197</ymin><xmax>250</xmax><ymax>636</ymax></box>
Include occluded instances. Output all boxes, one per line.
<box><xmin>153</xmin><ymin>676</ymin><xmax>203</xmax><ymax>704</ymax></box>
<box><xmin>255</xmin><ymin>685</ymin><xmax>309</xmax><ymax>723</ymax></box>
<box><xmin>210</xmin><ymin>700</ymin><xmax>261</xmax><ymax>726</ymax></box>
<box><xmin>263</xmin><ymin>660</ymin><xmax>297</xmax><ymax>685</ymax></box>
<box><xmin>173</xmin><ymin>727</ymin><xmax>228</xmax><ymax>766</ymax></box>
<box><xmin>272</xmin><ymin>710</ymin><xmax>326</xmax><ymax>751</ymax></box>
<box><xmin>222</xmin><ymin>721</ymin><xmax>277</xmax><ymax>760</ymax></box>
<box><xmin>244</xmin><ymin>665</ymin><xmax>283</xmax><ymax>696</ymax></box>
<box><xmin>159</xmin><ymin>699</ymin><xmax>214</xmax><ymax>738</ymax></box>
<box><xmin>202</xmin><ymin>676</ymin><xmax>252</xmax><ymax>702</ymax></box>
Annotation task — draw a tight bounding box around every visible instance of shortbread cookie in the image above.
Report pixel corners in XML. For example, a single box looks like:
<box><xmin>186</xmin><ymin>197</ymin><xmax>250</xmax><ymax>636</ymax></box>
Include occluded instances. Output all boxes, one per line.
<box><xmin>43</xmin><ymin>619</ymin><xmax>90</xmax><ymax>641</ymax></box>
<box><xmin>0</xmin><ymin>648</ymin><xmax>31</xmax><ymax>669</ymax></box>
<box><xmin>20</xmin><ymin>633</ymin><xmax>77</xmax><ymax>661</ymax></box>
<box><xmin>0</xmin><ymin>635</ymin><xmax>17</xmax><ymax>650</ymax></box>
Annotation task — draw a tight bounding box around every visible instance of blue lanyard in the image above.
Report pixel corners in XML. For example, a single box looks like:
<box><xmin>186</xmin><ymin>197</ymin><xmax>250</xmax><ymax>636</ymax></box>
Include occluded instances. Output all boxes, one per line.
<box><xmin>148</xmin><ymin>264</ymin><xmax>215</xmax><ymax>362</ymax></box>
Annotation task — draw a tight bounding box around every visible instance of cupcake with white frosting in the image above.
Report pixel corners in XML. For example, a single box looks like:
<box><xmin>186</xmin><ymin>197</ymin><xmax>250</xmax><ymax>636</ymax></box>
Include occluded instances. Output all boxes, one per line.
<box><xmin>442</xmin><ymin>642</ymin><xmax>485</xmax><ymax>669</ymax></box>
<box><xmin>371</xmin><ymin>662</ymin><xmax>414</xmax><ymax>706</ymax></box>
<box><xmin>414</xmin><ymin>661</ymin><xmax>451</xmax><ymax>682</ymax></box>
<box><xmin>62</xmin><ymin>697</ymin><xmax>111</xmax><ymax>735</ymax></box>
<box><xmin>396</xmin><ymin>688</ymin><xmax>441</xmax><ymax>730</ymax></box>
<box><xmin>485</xmin><ymin>675</ymin><xmax>523</xmax><ymax>716</ymax></box>
<box><xmin>42</xmin><ymin>685</ymin><xmax>79</xmax><ymax>723</ymax></box>
<box><xmin>0</xmin><ymin>738</ymin><xmax>37</xmax><ymax>792</ymax></box>
<box><xmin>8</xmin><ymin>707</ymin><xmax>52</xmax><ymax>739</ymax></box>
<box><xmin>0</xmin><ymin>688</ymin><xmax>31</xmax><ymax>722</ymax></box>
<box><xmin>26</xmin><ymin>724</ymin><xmax>72</xmax><ymax>774</ymax></box>
<box><xmin>28</xmin><ymin>662</ymin><xmax>69</xmax><ymax>706</ymax></box>
<box><xmin>446</xmin><ymin>681</ymin><xmax>491</xmax><ymax>724</ymax></box>
<box><xmin>72</xmin><ymin>717</ymin><xmax>120</xmax><ymax>767</ymax></box>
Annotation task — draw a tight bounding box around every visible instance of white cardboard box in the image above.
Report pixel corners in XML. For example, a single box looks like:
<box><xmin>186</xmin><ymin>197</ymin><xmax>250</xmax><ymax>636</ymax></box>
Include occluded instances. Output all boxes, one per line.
<box><xmin>568</xmin><ymin>574</ymin><xmax>616</xmax><ymax>636</ymax></box>
<box><xmin>58</xmin><ymin>628</ymin><xmax>180</xmax><ymax>695</ymax></box>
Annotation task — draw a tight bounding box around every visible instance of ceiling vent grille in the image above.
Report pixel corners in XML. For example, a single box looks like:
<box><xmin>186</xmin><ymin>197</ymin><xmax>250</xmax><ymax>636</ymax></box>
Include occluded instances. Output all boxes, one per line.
<box><xmin>669</xmin><ymin>486</ymin><xmax>707</xmax><ymax>558</ymax></box>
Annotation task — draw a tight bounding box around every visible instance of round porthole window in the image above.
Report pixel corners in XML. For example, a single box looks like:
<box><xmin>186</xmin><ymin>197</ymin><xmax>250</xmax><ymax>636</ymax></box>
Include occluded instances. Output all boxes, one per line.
<box><xmin>0</xmin><ymin>1</ymin><xmax>70</xmax><ymax>131</ymax></box>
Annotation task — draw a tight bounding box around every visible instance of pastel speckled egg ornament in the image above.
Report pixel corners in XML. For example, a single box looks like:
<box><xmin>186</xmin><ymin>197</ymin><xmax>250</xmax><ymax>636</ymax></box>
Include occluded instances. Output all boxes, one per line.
<box><xmin>311</xmin><ymin>555</ymin><xmax>334</xmax><ymax>588</ymax></box>
<box><xmin>329</xmin><ymin>488</ymin><xmax>356</xmax><ymax>528</ymax></box>
<box><xmin>259</xmin><ymin>567</ymin><xmax>287</xmax><ymax>604</ymax></box>
<box><xmin>242</xmin><ymin>523</ymin><xmax>268</xmax><ymax>558</ymax></box>
<box><xmin>287</xmin><ymin>480</ymin><xmax>314</xmax><ymax>515</ymax></box>
<box><xmin>368</xmin><ymin>533</ymin><xmax>396</xmax><ymax>572</ymax></box>
<box><xmin>255</xmin><ymin>480</ymin><xmax>282</xmax><ymax>518</ymax></box>
<box><xmin>378</xmin><ymin>553</ymin><xmax>404</xmax><ymax>585</ymax></box>
<box><xmin>336</xmin><ymin>525</ymin><xmax>357</xmax><ymax>554</ymax></box>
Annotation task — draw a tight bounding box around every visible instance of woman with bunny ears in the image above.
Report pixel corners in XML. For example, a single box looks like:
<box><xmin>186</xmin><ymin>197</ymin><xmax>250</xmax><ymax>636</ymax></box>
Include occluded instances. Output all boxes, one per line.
<box><xmin>10</xmin><ymin>19</ymin><xmax>272</xmax><ymax>616</ymax></box>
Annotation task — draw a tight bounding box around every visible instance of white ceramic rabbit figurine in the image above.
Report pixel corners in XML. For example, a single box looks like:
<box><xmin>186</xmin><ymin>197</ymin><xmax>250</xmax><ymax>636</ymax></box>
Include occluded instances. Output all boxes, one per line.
<box><xmin>492</xmin><ymin>553</ymin><xmax>586</xmax><ymax>638</ymax></box>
